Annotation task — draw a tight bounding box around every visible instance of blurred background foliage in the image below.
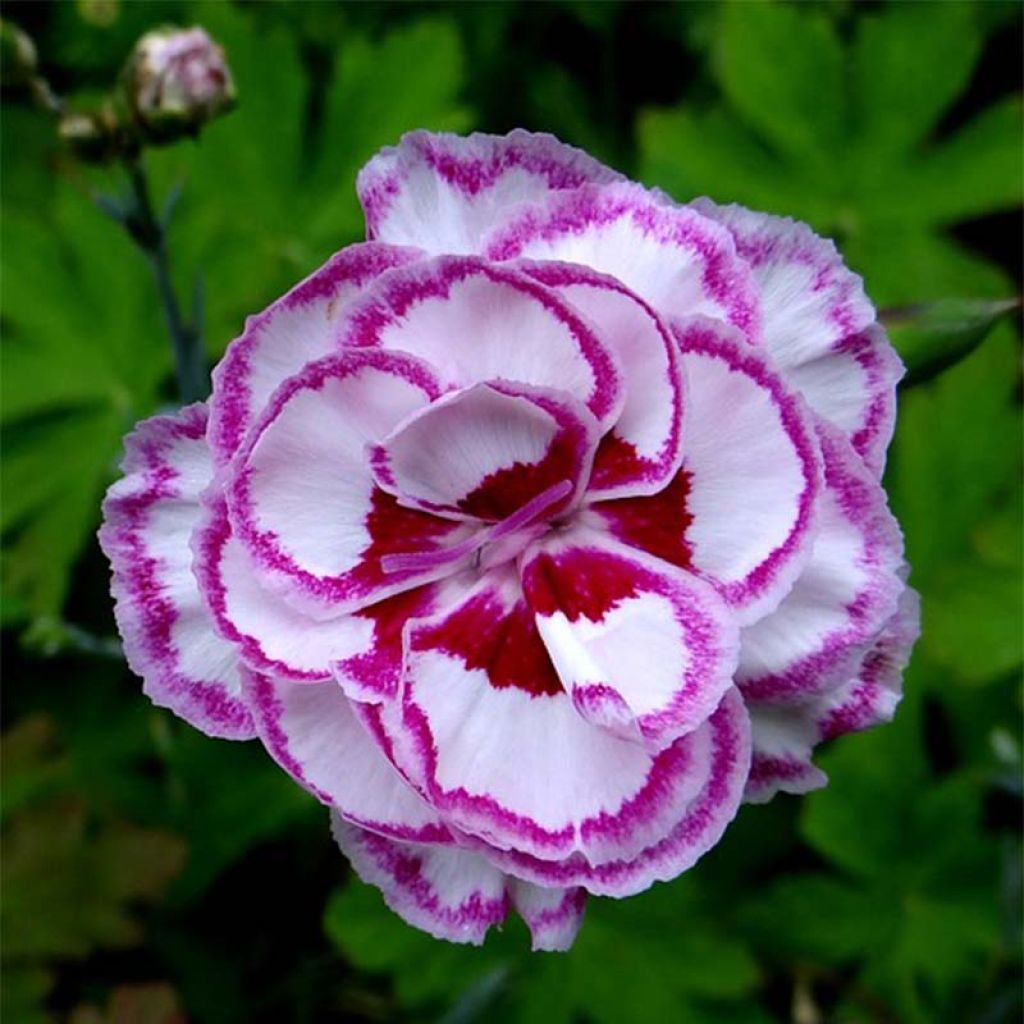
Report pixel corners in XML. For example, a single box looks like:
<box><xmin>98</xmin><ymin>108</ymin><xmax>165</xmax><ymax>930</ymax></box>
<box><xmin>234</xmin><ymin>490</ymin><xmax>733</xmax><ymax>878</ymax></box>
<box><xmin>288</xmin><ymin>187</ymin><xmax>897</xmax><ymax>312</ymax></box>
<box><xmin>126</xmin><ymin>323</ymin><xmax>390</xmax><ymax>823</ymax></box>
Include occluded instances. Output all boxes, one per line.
<box><xmin>1</xmin><ymin>1</ymin><xmax>1021</xmax><ymax>1022</ymax></box>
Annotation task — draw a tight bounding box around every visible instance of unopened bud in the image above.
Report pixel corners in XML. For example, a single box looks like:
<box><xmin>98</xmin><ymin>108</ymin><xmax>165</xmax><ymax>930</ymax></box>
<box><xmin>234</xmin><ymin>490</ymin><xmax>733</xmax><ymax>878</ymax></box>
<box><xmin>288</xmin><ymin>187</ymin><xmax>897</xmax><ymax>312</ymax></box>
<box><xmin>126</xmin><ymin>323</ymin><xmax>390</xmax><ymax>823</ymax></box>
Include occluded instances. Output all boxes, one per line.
<box><xmin>126</xmin><ymin>26</ymin><xmax>235</xmax><ymax>144</ymax></box>
<box><xmin>1</xmin><ymin>19</ymin><xmax>38</xmax><ymax>88</ymax></box>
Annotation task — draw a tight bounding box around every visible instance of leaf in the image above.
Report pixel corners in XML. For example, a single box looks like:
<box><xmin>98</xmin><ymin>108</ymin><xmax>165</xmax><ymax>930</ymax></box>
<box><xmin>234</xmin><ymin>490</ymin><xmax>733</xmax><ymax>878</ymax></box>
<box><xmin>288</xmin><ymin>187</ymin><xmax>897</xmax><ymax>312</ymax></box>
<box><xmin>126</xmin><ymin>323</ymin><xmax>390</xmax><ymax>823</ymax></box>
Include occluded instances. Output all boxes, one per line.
<box><xmin>325</xmin><ymin>871</ymin><xmax>760</xmax><ymax>1023</ymax></box>
<box><xmin>1</xmin><ymin>3</ymin><xmax>471</xmax><ymax>634</ymax></box>
<box><xmin>881</xmin><ymin>297</ymin><xmax>1020</xmax><ymax>388</ymax></box>
<box><xmin>637</xmin><ymin>106</ymin><xmax>830</xmax><ymax>225</ymax></box>
<box><xmin>921</xmin><ymin>559</ymin><xmax>1023</xmax><ymax>683</ymax></box>
<box><xmin>0</xmin><ymin>714</ymin><xmax>68</xmax><ymax>824</ymax></box>
<box><xmin>741</xmin><ymin>875</ymin><xmax>888</xmax><ymax>964</ymax></box>
<box><xmin>715</xmin><ymin>2</ymin><xmax>846</xmax><ymax>168</ymax></box>
<box><xmin>638</xmin><ymin>0</ymin><xmax>1022</xmax><ymax>309</ymax></box>
<box><xmin>1</xmin><ymin>188</ymin><xmax>169</xmax><ymax>626</ymax></box>
<box><xmin>794</xmin><ymin>689</ymin><xmax>1004</xmax><ymax>1022</ymax></box>
<box><xmin>1</xmin><ymin>799</ymin><xmax>185</xmax><ymax>959</ymax></box>
<box><xmin>0</xmin><ymin>966</ymin><xmax>53</xmax><ymax>1024</ymax></box>
<box><xmin>851</xmin><ymin>2</ymin><xmax>980</xmax><ymax>165</ymax></box>
<box><xmin>164</xmin><ymin>729</ymin><xmax>317</xmax><ymax>902</ymax></box>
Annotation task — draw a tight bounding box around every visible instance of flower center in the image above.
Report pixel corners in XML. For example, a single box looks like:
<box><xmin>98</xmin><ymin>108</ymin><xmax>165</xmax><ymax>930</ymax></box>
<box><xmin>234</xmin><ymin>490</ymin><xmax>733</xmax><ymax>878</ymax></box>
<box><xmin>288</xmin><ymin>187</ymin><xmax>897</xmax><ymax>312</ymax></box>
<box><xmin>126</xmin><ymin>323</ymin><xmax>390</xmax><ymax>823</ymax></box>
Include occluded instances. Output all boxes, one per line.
<box><xmin>380</xmin><ymin>478</ymin><xmax>572</xmax><ymax>579</ymax></box>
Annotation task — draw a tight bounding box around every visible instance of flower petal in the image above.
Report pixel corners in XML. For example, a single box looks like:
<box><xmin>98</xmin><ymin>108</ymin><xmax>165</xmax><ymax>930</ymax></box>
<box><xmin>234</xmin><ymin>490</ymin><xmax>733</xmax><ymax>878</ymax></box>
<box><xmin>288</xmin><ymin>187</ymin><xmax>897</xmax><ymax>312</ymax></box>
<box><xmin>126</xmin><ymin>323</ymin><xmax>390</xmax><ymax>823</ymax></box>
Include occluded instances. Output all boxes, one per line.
<box><xmin>484</xmin><ymin>182</ymin><xmax>760</xmax><ymax>341</ymax></box>
<box><xmin>242</xmin><ymin>669</ymin><xmax>449</xmax><ymax>841</ymax></box>
<box><xmin>518</xmin><ymin>261</ymin><xmax>686</xmax><ymax>499</ymax></box>
<box><xmin>786</xmin><ymin>325</ymin><xmax>903</xmax><ymax>478</ymax></box>
<box><xmin>521</xmin><ymin>530</ymin><xmax>739</xmax><ymax>749</ymax></box>
<box><xmin>591</xmin><ymin>317</ymin><xmax>822</xmax><ymax>625</ymax></box>
<box><xmin>392</xmin><ymin>568</ymin><xmax>718</xmax><ymax>866</ymax></box>
<box><xmin>744</xmin><ymin>587</ymin><xmax>919</xmax><ymax>804</ymax></box>
<box><xmin>225</xmin><ymin>349</ymin><xmax>470</xmax><ymax>618</ymax></box>
<box><xmin>371</xmin><ymin>380</ymin><xmax>599</xmax><ymax>522</ymax></box>
<box><xmin>99</xmin><ymin>405</ymin><xmax>253</xmax><ymax>739</ymax></box>
<box><xmin>342</xmin><ymin>255</ymin><xmax>623</xmax><ymax>429</ymax></box>
<box><xmin>331</xmin><ymin>814</ymin><xmax>511</xmax><ymax>946</ymax></box>
<box><xmin>737</xmin><ymin>422</ymin><xmax>905</xmax><ymax>703</ymax></box>
<box><xmin>208</xmin><ymin>242</ymin><xmax>423</xmax><ymax>467</ymax></box>
<box><xmin>509</xmin><ymin>880</ymin><xmax>587</xmax><ymax>952</ymax></box>
<box><xmin>743</xmin><ymin>707</ymin><xmax>827</xmax><ymax>805</ymax></box>
<box><xmin>817</xmin><ymin>586</ymin><xmax>920</xmax><ymax>742</ymax></box>
<box><xmin>674</xmin><ymin>317</ymin><xmax>822</xmax><ymax>621</ymax></box>
<box><xmin>192</xmin><ymin>495</ymin><xmax>371</xmax><ymax>680</ymax></box>
<box><xmin>690</xmin><ymin>200</ymin><xmax>902</xmax><ymax>476</ymax></box>
<box><xmin>358</xmin><ymin>129</ymin><xmax>623</xmax><ymax>253</ymax></box>
<box><xmin>458</xmin><ymin>687</ymin><xmax>751</xmax><ymax>897</ymax></box>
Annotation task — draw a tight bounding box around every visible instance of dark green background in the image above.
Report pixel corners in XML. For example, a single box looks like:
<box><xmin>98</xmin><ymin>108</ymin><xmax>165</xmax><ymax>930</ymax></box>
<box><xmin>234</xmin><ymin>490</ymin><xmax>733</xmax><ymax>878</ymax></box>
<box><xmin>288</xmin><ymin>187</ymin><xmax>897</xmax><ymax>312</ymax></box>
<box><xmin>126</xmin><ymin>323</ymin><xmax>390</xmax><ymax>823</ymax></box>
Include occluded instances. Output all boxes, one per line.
<box><xmin>2</xmin><ymin>2</ymin><xmax>1021</xmax><ymax>1022</ymax></box>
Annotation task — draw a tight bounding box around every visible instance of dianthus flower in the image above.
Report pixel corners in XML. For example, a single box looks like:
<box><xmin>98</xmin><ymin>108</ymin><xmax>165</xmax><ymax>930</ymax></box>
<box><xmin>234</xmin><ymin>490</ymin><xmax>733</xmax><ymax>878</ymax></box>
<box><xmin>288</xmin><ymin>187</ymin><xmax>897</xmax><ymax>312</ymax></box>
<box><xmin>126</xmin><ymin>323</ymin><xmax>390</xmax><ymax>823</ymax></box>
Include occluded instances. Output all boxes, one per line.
<box><xmin>100</xmin><ymin>130</ymin><xmax>919</xmax><ymax>949</ymax></box>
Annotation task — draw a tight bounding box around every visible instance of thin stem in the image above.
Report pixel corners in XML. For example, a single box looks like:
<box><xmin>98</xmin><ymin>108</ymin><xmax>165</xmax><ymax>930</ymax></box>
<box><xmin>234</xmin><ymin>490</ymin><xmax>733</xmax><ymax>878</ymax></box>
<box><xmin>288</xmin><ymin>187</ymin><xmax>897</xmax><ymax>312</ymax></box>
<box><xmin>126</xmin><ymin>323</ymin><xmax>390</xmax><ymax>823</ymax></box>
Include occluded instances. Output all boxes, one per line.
<box><xmin>122</xmin><ymin>159</ymin><xmax>207</xmax><ymax>403</ymax></box>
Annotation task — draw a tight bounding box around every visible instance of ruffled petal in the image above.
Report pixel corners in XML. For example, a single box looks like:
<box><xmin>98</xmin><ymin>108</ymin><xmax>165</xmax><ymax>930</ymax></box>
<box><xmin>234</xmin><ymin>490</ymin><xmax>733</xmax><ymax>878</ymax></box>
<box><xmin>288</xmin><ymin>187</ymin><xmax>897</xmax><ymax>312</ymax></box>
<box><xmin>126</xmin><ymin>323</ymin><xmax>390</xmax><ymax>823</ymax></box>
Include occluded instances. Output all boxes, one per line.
<box><xmin>509</xmin><ymin>880</ymin><xmax>587</xmax><ymax>952</ymax></box>
<box><xmin>818</xmin><ymin>586</ymin><xmax>920</xmax><ymax>741</ymax></box>
<box><xmin>690</xmin><ymin>200</ymin><xmax>902</xmax><ymax>476</ymax></box>
<box><xmin>99</xmin><ymin>405</ymin><xmax>253</xmax><ymax>739</ymax></box>
<box><xmin>484</xmin><ymin>182</ymin><xmax>760</xmax><ymax>341</ymax></box>
<box><xmin>457</xmin><ymin>687</ymin><xmax>751</xmax><ymax>897</ymax></box>
<box><xmin>591</xmin><ymin>317</ymin><xmax>822</xmax><ymax>625</ymax></box>
<box><xmin>192</xmin><ymin>494</ymin><xmax>373</xmax><ymax>680</ymax></box>
<box><xmin>521</xmin><ymin>529</ymin><xmax>739</xmax><ymax>749</ymax></box>
<box><xmin>331</xmin><ymin>815</ymin><xmax>511</xmax><ymax>946</ymax></box>
<box><xmin>390</xmin><ymin>567</ymin><xmax>719</xmax><ymax>866</ymax></box>
<box><xmin>224</xmin><ymin>349</ymin><xmax>470</xmax><ymax>618</ymax></box>
<box><xmin>737</xmin><ymin>422</ymin><xmax>905</xmax><ymax>703</ymax></box>
<box><xmin>371</xmin><ymin>380</ymin><xmax>599</xmax><ymax>522</ymax></box>
<box><xmin>744</xmin><ymin>587</ymin><xmax>920</xmax><ymax>804</ymax></box>
<box><xmin>518</xmin><ymin>261</ymin><xmax>685</xmax><ymax>499</ymax></box>
<box><xmin>342</xmin><ymin>255</ymin><xmax>624</xmax><ymax>429</ymax></box>
<box><xmin>743</xmin><ymin>707</ymin><xmax>827</xmax><ymax>805</ymax></box>
<box><xmin>787</xmin><ymin>325</ymin><xmax>903</xmax><ymax>479</ymax></box>
<box><xmin>208</xmin><ymin>242</ymin><xmax>423</xmax><ymax>467</ymax></box>
<box><xmin>243</xmin><ymin>669</ymin><xmax>449</xmax><ymax>842</ymax></box>
<box><xmin>358</xmin><ymin>129</ymin><xmax>623</xmax><ymax>253</ymax></box>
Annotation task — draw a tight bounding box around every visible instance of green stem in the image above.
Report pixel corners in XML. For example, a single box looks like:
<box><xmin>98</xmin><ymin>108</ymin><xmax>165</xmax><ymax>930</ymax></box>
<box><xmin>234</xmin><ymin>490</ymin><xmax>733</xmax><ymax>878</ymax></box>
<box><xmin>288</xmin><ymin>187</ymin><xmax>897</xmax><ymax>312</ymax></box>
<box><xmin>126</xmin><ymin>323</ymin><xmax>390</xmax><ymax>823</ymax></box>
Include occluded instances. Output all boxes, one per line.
<box><xmin>123</xmin><ymin>159</ymin><xmax>207</xmax><ymax>403</ymax></box>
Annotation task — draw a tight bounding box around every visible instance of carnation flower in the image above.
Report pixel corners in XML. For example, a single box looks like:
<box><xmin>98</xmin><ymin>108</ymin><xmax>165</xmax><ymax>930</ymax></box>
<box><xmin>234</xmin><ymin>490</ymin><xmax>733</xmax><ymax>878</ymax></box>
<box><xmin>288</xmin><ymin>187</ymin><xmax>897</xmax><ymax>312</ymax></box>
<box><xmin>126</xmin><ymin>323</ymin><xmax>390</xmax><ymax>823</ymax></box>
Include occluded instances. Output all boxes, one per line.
<box><xmin>100</xmin><ymin>130</ymin><xmax>919</xmax><ymax>950</ymax></box>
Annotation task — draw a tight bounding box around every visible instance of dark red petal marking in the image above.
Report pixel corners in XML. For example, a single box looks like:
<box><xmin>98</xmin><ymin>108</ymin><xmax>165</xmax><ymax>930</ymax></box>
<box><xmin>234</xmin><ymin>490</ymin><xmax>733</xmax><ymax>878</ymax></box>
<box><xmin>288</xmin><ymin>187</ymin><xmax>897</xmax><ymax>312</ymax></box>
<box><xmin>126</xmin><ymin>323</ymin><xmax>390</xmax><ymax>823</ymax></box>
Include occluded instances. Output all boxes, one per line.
<box><xmin>413</xmin><ymin>591</ymin><xmax>563</xmax><ymax>697</ymax></box>
<box><xmin>337</xmin><ymin>583</ymin><xmax>440</xmax><ymax>700</ymax></box>
<box><xmin>524</xmin><ymin>546</ymin><xmax>642</xmax><ymax>623</ymax></box>
<box><xmin>589</xmin><ymin>469</ymin><xmax>694</xmax><ymax>571</ymax></box>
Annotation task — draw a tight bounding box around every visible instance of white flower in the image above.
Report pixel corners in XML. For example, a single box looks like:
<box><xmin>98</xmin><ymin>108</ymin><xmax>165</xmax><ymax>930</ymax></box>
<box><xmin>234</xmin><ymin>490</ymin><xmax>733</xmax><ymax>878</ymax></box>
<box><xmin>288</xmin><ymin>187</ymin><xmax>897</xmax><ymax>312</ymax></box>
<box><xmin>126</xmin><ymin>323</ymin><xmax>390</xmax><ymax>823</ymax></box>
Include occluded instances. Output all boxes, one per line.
<box><xmin>101</xmin><ymin>130</ymin><xmax>919</xmax><ymax>950</ymax></box>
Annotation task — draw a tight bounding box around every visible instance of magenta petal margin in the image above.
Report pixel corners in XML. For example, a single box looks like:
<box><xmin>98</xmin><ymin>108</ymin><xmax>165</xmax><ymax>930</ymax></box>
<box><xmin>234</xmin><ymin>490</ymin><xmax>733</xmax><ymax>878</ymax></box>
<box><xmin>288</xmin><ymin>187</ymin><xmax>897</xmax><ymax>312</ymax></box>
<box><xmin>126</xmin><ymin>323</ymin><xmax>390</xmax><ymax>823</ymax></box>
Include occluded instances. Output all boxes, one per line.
<box><xmin>100</xmin><ymin>129</ymin><xmax>918</xmax><ymax>948</ymax></box>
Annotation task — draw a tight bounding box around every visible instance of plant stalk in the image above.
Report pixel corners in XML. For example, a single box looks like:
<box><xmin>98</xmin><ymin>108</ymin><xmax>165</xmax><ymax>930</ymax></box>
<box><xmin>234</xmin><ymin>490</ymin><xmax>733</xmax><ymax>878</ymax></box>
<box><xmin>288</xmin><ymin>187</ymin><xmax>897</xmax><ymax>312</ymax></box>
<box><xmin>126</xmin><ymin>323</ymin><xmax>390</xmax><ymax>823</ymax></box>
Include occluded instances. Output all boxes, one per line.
<box><xmin>123</xmin><ymin>159</ymin><xmax>207</xmax><ymax>403</ymax></box>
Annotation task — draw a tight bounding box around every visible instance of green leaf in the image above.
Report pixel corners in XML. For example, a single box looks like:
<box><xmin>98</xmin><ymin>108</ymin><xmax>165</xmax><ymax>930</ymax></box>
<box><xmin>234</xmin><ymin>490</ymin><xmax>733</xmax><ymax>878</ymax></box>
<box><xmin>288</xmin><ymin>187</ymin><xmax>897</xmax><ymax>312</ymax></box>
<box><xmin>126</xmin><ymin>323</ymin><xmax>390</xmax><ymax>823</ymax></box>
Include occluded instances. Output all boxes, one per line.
<box><xmin>881</xmin><ymin>297</ymin><xmax>1020</xmax><ymax>388</ymax></box>
<box><xmin>2</xmin><ymin>407</ymin><xmax>126</xmax><ymax>621</ymax></box>
<box><xmin>165</xmin><ymin>730</ymin><xmax>317</xmax><ymax>902</ymax></box>
<box><xmin>920</xmin><ymin>559</ymin><xmax>1023</xmax><ymax>684</ymax></box>
<box><xmin>851</xmin><ymin>2</ymin><xmax>980</xmax><ymax>165</ymax></box>
<box><xmin>1</xmin><ymin>799</ymin><xmax>184</xmax><ymax>959</ymax></box>
<box><xmin>741</xmin><ymin>875</ymin><xmax>887</xmax><ymax>963</ymax></box>
<box><xmin>0</xmin><ymin>715</ymin><xmax>68</xmax><ymax>824</ymax></box>
<box><xmin>872</xmin><ymin>97</ymin><xmax>1024</xmax><ymax>225</ymax></box>
<box><xmin>636</xmin><ymin>106</ymin><xmax>830</xmax><ymax>225</ymax></box>
<box><xmin>0</xmin><ymin>966</ymin><xmax>53</xmax><ymax>1024</ymax></box>
<box><xmin>326</xmin><ymin>872</ymin><xmax>760</xmax><ymax>1023</ymax></box>
<box><xmin>715</xmin><ymin>1</ymin><xmax>846</xmax><ymax>168</ymax></box>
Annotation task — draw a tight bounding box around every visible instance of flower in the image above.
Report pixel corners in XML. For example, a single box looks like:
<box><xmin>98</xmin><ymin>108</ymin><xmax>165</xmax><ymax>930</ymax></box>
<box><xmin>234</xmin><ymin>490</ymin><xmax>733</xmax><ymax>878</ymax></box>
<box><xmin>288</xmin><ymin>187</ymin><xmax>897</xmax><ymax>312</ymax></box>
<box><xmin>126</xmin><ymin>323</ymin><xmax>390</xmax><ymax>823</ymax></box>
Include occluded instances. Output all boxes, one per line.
<box><xmin>126</xmin><ymin>26</ymin><xmax>235</xmax><ymax>143</ymax></box>
<box><xmin>100</xmin><ymin>130</ymin><xmax>919</xmax><ymax>950</ymax></box>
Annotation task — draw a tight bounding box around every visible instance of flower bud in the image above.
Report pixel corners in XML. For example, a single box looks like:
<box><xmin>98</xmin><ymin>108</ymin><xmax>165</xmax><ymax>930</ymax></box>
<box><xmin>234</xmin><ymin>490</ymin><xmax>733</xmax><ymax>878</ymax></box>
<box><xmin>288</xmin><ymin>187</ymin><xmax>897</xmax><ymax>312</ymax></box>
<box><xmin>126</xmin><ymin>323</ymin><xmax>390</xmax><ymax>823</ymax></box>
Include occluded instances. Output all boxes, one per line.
<box><xmin>126</xmin><ymin>26</ymin><xmax>235</xmax><ymax>144</ymax></box>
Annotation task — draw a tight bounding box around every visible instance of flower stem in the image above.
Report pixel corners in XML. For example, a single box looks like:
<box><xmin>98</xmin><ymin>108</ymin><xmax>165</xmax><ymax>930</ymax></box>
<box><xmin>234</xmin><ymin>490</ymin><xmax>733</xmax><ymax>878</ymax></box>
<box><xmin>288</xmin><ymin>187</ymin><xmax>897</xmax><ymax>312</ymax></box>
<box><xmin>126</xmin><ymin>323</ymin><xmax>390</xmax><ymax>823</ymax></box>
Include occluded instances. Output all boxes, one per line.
<box><xmin>122</xmin><ymin>158</ymin><xmax>207</xmax><ymax>403</ymax></box>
